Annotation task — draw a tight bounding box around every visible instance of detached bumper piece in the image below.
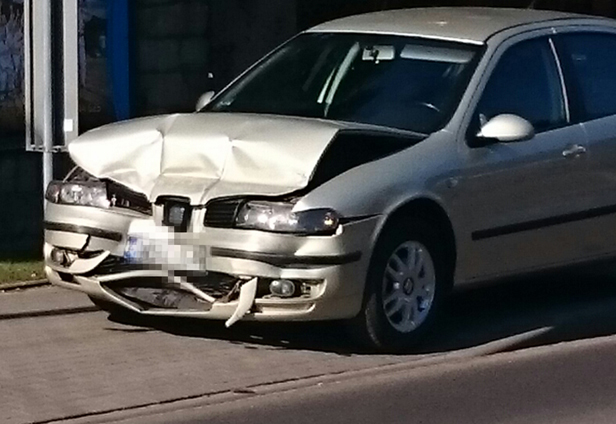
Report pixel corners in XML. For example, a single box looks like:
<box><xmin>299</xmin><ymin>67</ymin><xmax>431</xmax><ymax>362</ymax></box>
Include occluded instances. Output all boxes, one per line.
<box><xmin>101</xmin><ymin>272</ymin><xmax>238</xmax><ymax>307</ymax></box>
<box><xmin>112</xmin><ymin>286</ymin><xmax>214</xmax><ymax>311</ymax></box>
<box><xmin>100</xmin><ymin>272</ymin><xmax>259</xmax><ymax>327</ymax></box>
<box><xmin>225</xmin><ymin>278</ymin><xmax>257</xmax><ymax>327</ymax></box>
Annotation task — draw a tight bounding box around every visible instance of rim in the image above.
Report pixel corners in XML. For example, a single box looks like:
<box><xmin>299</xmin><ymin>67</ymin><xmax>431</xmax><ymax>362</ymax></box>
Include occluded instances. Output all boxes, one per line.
<box><xmin>381</xmin><ymin>241</ymin><xmax>436</xmax><ymax>333</ymax></box>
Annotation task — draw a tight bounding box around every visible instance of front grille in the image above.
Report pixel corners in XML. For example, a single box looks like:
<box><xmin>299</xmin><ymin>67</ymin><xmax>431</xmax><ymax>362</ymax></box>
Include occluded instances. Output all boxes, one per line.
<box><xmin>106</xmin><ymin>285</ymin><xmax>212</xmax><ymax>311</ymax></box>
<box><xmin>204</xmin><ymin>198</ymin><xmax>244</xmax><ymax>228</ymax></box>
<box><xmin>181</xmin><ymin>271</ymin><xmax>239</xmax><ymax>298</ymax></box>
<box><xmin>102</xmin><ymin>272</ymin><xmax>240</xmax><ymax>310</ymax></box>
<box><xmin>91</xmin><ymin>255</ymin><xmax>143</xmax><ymax>275</ymax></box>
<box><xmin>106</xmin><ymin>180</ymin><xmax>152</xmax><ymax>216</ymax></box>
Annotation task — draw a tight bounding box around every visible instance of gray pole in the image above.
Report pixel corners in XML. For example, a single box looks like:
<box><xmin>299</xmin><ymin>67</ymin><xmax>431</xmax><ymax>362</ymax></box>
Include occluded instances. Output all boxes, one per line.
<box><xmin>26</xmin><ymin>0</ymin><xmax>79</xmax><ymax>204</ymax></box>
<box><xmin>42</xmin><ymin>0</ymin><xmax>53</xmax><ymax>197</ymax></box>
<box><xmin>63</xmin><ymin>0</ymin><xmax>80</xmax><ymax>148</ymax></box>
<box><xmin>25</xmin><ymin>0</ymin><xmax>55</xmax><ymax>198</ymax></box>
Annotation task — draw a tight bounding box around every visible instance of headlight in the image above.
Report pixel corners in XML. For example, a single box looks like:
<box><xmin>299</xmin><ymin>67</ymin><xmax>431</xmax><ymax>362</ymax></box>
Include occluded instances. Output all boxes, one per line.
<box><xmin>45</xmin><ymin>181</ymin><xmax>110</xmax><ymax>209</ymax></box>
<box><xmin>235</xmin><ymin>201</ymin><xmax>340</xmax><ymax>235</ymax></box>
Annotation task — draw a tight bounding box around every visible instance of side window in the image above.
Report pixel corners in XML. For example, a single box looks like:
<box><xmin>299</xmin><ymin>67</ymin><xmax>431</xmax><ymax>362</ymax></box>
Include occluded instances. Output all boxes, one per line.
<box><xmin>474</xmin><ymin>38</ymin><xmax>566</xmax><ymax>134</ymax></box>
<box><xmin>559</xmin><ymin>33</ymin><xmax>616</xmax><ymax>121</ymax></box>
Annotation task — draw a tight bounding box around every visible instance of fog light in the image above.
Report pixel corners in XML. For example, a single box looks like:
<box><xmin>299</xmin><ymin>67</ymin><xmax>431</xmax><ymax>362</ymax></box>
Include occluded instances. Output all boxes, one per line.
<box><xmin>269</xmin><ymin>279</ymin><xmax>296</xmax><ymax>298</ymax></box>
<box><xmin>50</xmin><ymin>248</ymin><xmax>68</xmax><ymax>266</ymax></box>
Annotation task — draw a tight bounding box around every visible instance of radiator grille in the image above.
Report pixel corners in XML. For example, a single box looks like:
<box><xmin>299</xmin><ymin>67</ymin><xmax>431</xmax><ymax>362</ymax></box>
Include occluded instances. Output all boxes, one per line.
<box><xmin>204</xmin><ymin>199</ymin><xmax>244</xmax><ymax>228</ymax></box>
<box><xmin>92</xmin><ymin>255</ymin><xmax>143</xmax><ymax>275</ymax></box>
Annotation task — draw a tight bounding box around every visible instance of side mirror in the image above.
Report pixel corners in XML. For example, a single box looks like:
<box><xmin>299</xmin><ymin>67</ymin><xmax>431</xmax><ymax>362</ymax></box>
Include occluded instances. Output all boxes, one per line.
<box><xmin>474</xmin><ymin>114</ymin><xmax>535</xmax><ymax>146</ymax></box>
<box><xmin>196</xmin><ymin>91</ymin><xmax>215</xmax><ymax>111</ymax></box>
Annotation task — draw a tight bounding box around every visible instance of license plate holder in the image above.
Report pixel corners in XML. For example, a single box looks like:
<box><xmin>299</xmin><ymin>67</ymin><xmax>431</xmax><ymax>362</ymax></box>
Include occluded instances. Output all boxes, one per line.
<box><xmin>124</xmin><ymin>234</ymin><xmax>206</xmax><ymax>272</ymax></box>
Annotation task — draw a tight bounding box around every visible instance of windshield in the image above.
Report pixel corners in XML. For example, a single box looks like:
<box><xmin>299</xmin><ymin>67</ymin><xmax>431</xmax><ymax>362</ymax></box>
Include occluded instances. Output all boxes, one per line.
<box><xmin>206</xmin><ymin>33</ymin><xmax>481</xmax><ymax>134</ymax></box>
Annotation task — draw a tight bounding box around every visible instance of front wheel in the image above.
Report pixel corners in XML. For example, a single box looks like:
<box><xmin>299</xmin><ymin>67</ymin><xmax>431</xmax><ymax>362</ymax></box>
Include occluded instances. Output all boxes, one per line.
<box><xmin>351</xmin><ymin>219</ymin><xmax>451</xmax><ymax>352</ymax></box>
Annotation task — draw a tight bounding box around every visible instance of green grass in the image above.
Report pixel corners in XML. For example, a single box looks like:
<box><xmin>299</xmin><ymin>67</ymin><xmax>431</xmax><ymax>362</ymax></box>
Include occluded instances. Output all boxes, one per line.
<box><xmin>0</xmin><ymin>260</ymin><xmax>45</xmax><ymax>285</ymax></box>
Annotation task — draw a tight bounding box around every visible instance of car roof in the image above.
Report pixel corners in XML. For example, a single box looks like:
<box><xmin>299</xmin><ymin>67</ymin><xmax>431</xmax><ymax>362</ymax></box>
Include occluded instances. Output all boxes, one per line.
<box><xmin>307</xmin><ymin>7</ymin><xmax>606</xmax><ymax>44</ymax></box>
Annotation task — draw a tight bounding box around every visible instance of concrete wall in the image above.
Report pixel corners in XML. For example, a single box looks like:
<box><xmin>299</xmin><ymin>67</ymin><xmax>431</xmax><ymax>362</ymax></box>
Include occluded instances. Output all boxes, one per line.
<box><xmin>133</xmin><ymin>0</ymin><xmax>212</xmax><ymax>115</ymax></box>
<box><xmin>132</xmin><ymin>0</ymin><xmax>297</xmax><ymax>114</ymax></box>
<box><xmin>0</xmin><ymin>144</ymin><xmax>43</xmax><ymax>258</ymax></box>
<box><xmin>208</xmin><ymin>0</ymin><xmax>297</xmax><ymax>91</ymax></box>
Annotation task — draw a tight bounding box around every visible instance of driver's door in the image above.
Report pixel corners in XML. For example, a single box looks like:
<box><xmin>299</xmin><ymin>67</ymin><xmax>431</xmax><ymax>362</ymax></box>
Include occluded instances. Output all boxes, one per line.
<box><xmin>454</xmin><ymin>36</ymin><xmax>590</xmax><ymax>281</ymax></box>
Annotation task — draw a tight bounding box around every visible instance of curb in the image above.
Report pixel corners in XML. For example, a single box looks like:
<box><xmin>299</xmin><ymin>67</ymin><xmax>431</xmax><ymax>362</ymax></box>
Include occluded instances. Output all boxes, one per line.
<box><xmin>0</xmin><ymin>305</ymin><xmax>99</xmax><ymax>321</ymax></box>
<box><xmin>0</xmin><ymin>279</ymin><xmax>49</xmax><ymax>292</ymax></box>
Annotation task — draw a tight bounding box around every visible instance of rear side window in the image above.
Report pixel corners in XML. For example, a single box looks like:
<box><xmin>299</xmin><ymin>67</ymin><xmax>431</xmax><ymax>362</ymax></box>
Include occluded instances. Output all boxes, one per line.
<box><xmin>474</xmin><ymin>38</ymin><xmax>566</xmax><ymax>134</ymax></box>
<box><xmin>559</xmin><ymin>33</ymin><xmax>616</xmax><ymax>121</ymax></box>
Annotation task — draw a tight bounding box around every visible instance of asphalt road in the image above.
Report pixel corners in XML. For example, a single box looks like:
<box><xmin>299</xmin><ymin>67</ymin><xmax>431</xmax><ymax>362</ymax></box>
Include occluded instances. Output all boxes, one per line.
<box><xmin>4</xmin><ymin>268</ymin><xmax>616</xmax><ymax>424</ymax></box>
<box><xmin>113</xmin><ymin>336</ymin><xmax>616</xmax><ymax>424</ymax></box>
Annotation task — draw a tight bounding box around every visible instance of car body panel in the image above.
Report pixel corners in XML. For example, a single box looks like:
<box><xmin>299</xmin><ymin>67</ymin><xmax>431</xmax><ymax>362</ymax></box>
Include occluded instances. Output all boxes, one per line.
<box><xmin>69</xmin><ymin>113</ymin><xmax>384</xmax><ymax>205</ymax></box>
<box><xmin>308</xmin><ymin>8</ymin><xmax>591</xmax><ymax>43</ymax></box>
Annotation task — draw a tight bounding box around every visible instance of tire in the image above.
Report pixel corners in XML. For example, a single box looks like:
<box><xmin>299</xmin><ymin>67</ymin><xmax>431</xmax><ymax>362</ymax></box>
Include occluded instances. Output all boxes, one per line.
<box><xmin>351</xmin><ymin>218</ymin><xmax>452</xmax><ymax>352</ymax></box>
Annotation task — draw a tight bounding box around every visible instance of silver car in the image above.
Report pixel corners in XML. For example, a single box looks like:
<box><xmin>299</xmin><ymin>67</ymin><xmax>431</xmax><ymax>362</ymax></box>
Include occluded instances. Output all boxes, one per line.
<box><xmin>44</xmin><ymin>7</ymin><xmax>616</xmax><ymax>350</ymax></box>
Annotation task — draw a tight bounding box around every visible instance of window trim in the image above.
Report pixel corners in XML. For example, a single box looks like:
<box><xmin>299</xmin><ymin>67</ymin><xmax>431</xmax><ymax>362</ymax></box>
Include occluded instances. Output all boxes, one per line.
<box><xmin>548</xmin><ymin>38</ymin><xmax>571</xmax><ymax>124</ymax></box>
<box><xmin>464</xmin><ymin>35</ymin><xmax>572</xmax><ymax>148</ymax></box>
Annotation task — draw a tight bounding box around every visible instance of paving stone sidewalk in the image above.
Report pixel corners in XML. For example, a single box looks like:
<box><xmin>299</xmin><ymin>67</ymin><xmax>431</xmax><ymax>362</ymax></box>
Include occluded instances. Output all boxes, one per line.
<box><xmin>0</xmin><ymin>288</ymin><xmax>416</xmax><ymax>424</ymax></box>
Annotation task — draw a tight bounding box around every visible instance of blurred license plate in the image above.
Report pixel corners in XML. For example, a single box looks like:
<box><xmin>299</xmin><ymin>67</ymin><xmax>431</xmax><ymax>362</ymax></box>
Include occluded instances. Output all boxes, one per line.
<box><xmin>124</xmin><ymin>235</ymin><xmax>206</xmax><ymax>271</ymax></box>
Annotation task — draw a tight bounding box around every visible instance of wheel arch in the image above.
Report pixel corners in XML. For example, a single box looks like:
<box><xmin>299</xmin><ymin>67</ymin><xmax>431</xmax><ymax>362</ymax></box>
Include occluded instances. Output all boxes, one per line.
<box><xmin>372</xmin><ymin>197</ymin><xmax>457</xmax><ymax>287</ymax></box>
<box><xmin>351</xmin><ymin>196</ymin><xmax>458</xmax><ymax>349</ymax></box>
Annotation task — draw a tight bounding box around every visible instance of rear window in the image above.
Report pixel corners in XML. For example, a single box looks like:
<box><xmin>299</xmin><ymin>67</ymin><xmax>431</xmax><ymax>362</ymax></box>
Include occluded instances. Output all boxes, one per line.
<box><xmin>559</xmin><ymin>33</ymin><xmax>616</xmax><ymax>121</ymax></box>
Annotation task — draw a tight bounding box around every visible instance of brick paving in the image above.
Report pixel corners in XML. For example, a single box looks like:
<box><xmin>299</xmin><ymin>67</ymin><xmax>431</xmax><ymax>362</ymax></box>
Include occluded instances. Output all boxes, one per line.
<box><xmin>0</xmin><ymin>288</ymin><xmax>417</xmax><ymax>424</ymax></box>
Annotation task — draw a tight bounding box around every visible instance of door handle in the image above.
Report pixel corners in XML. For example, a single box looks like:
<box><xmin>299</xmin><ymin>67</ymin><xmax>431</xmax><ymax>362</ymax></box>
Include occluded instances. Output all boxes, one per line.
<box><xmin>562</xmin><ymin>144</ymin><xmax>587</xmax><ymax>158</ymax></box>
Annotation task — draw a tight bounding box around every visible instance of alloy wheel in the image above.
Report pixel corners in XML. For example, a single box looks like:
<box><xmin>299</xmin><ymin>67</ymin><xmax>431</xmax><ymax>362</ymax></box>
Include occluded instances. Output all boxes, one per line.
<box><xmin>381</xmin><ymin>241</ymin><xmax>436</xmax><ymax>333</ymax></box>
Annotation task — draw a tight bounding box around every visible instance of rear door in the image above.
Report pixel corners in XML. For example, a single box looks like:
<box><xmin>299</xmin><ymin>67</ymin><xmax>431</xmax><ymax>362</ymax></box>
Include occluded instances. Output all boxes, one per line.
<box><xmin>555</xmin><ymin>29</ymin><xmax>616</xmax><ymax>260</ymax></box>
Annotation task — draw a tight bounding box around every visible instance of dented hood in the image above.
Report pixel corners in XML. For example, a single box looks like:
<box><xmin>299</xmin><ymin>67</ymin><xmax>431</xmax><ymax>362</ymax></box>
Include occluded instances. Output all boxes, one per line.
<box><xmin>69</xmin><ymin>113</ymin><xmax>358</xmax><ymax>204</ymax></box>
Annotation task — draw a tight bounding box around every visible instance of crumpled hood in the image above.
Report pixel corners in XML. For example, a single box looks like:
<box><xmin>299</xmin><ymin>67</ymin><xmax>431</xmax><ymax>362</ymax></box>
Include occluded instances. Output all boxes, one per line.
<box><xmin>69</xmin><ymin>113</ymin><xmax>356</xmax><ymax>204</ymax></box>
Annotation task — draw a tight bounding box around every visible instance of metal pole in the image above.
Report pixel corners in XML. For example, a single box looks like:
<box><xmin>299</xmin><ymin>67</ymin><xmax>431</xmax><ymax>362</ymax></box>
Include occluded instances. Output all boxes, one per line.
<box><xmin>63</xmin><ymin>0</ymin><xmax>79</xmax><ymax>147</ymax></box>
<box><xmin>27</xmin><ymin>0</ymin><xmax>54</xmax><ymax>196</ymax></box>
<box><xmin>24</xmin><ymin>0</ymin><xmax>32</xmax><ymax>152</ymax></box>
<box><xmin>25</xmin><ymin>0</ymin><xmax>79</xmax><ymax>202</ymax></box>
<box><xmin>41</xmin><ymin>0</ymin><xmax>53</xmax><ymax>196</ymax></box>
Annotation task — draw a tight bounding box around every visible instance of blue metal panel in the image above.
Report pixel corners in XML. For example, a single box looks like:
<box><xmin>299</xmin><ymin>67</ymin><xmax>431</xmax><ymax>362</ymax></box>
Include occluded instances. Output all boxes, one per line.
<box><xmin>107</xmin><ymin>0</ymin><xmax>130</xmax><ymax>120</ymax></box>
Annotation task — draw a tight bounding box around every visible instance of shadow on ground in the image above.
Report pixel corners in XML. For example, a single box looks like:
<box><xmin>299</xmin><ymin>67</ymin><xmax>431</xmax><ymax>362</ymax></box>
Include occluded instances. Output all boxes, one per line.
<box><xmin>106</xmin><ymin>267</ymin><xmax>616</xmax><ymax>356</ymax></box>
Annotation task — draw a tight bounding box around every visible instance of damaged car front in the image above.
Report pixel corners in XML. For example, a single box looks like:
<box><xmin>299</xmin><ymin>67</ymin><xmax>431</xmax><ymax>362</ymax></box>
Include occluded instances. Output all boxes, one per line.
<box><xmin>44</xmin><ymin>113</ymin><xmax>391</xmax><ymax>327</ymax></box>
<box><xmin>44</xmin><ymin>31</ymin><xmax>480</xmax><ymax>350</ymax></box>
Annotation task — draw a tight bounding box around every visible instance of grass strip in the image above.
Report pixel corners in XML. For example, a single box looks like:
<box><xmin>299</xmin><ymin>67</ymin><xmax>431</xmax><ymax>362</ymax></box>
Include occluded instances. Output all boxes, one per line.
<box><xmin>0</xmin><ymin>260</ymin><xmax>45</xmax><ymax>287</ymax></box>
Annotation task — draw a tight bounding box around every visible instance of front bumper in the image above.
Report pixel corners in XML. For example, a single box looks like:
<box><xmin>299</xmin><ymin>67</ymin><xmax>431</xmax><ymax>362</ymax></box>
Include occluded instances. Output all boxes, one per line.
<box><xmin>44</xmin><ymin>202</ymin><xmax>380</xmax><ymax>323</ymax></box>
